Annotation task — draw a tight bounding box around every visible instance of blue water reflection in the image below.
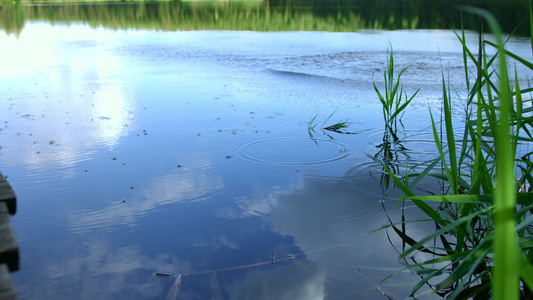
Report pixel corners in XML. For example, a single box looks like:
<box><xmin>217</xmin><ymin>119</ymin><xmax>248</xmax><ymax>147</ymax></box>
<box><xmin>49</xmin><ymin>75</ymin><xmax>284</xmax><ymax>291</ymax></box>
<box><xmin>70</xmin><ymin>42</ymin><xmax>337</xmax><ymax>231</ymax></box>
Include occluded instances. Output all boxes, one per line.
<box><xmin>1</xmin><ymin>23</ymin><xmax>531</xmax><ymax>299</ymax></box>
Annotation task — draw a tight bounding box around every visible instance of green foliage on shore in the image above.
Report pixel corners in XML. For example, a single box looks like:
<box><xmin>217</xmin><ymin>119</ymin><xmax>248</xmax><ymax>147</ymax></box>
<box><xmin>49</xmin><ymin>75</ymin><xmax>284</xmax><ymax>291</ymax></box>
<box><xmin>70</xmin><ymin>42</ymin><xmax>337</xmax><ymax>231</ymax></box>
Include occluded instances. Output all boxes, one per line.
<box><xmin>0</xmin><ymin>0</ymin><xmax>530</xmax><ymax>35</ymax></box>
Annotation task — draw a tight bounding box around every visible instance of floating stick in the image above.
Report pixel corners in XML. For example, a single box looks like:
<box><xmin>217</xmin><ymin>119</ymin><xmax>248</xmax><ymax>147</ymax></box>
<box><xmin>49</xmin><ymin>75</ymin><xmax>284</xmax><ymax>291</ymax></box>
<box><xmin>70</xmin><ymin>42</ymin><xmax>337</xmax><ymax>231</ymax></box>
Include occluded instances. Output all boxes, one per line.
<box><xmin>155</xmin><ymin>243</ymin><xmax>361</xmax><ymax>298</ymax></box>
<box><xmin>211</xmin><ymin>273</ymin><xmax>223</xmax><ymax>300</ymax></box>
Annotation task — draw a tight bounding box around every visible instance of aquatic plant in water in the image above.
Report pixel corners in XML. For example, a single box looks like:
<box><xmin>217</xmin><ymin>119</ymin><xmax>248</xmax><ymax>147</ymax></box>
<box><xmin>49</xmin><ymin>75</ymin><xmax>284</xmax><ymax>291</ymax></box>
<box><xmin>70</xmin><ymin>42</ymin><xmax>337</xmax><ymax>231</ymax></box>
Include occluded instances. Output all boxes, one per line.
<box><xmin>375</xmin><ymin>8</ymin><xmax>533</xmax><ymax>300</ymax></box>
<box><xmin>371</xmin><ymin>47</ymin><xmax>418</xmax><ymax>193</ymax></box>
<box><xmin>307</xmin><ymin>111</ymin><xmax>355</xmax><ymax>140</ymax></box>
<box><xmin>373</xmin><ymin>47</ymin><xmax>419</xmax><ymax>133</ymax></box>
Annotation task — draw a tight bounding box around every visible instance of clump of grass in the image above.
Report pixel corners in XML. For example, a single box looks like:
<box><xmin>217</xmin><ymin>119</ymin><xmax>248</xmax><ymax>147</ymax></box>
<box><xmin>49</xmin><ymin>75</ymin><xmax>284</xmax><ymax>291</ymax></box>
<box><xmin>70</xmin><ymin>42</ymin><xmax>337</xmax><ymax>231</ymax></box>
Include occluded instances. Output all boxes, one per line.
<box><xmin>322</xmin><ymin>121</ymin><xmax>352</xmax><ymax>132</ymax></box>
<box><xmin>371</xmin><ymin>47</ymin><xmax>419</xmax><ymax>192</ymax></box>
<box><xmin>307</xmin><ymin>111</ymin><xmax>354</xmax><ymax>138</ymax></box>
<box><xmin>374</xmin><ymin>9</ymin><xmax>533</xmax><ymax>300</ymax></box>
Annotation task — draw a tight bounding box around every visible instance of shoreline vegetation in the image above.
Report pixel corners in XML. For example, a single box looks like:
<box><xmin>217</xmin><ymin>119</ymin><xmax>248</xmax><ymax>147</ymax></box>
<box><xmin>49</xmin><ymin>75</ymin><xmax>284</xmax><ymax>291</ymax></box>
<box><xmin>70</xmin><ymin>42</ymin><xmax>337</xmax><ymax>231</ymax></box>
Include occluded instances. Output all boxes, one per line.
<box><xmin>0</xmin><ymin>0</ymin><xmax>531</xmax><ymax>35</ymax></box>
<box><xmin>372</xmin><ymin>8</ymin><xmax>533</xmax><ymax>299</ymax></box>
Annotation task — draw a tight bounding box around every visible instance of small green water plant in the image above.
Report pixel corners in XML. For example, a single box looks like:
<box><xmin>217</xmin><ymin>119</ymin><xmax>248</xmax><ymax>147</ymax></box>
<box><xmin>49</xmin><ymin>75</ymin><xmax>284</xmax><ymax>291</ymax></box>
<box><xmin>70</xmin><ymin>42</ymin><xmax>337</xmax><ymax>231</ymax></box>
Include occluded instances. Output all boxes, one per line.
<box><xmin>375</xmin><ymin>9</ymin><xmax>533</xmax><ymax>299</ymax></box>
<box><xmin>372</xmin><ymin>48</ymin><xmax>418</xmax><ymax>192</ymax></box>
<box><xmin>307</xmin><ymin>111</ymin><xmax>354</xmax><ymax>138</ymax></box>
<box><xmin>373</xmin><ymin>47</ymin><xmax>419</xmax><ymax>132</ymax></box>
<box><xmin>322</xmin><ymin>121</ymin><xmax>352</xmax><ymax>132</ymax></box>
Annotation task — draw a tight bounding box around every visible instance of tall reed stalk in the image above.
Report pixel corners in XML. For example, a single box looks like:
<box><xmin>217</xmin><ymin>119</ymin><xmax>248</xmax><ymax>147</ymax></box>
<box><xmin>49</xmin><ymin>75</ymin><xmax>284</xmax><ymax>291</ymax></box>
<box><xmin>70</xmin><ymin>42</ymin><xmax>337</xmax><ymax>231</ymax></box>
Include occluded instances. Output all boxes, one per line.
<box><xmin>373</xmin><ymin>47</ymin><xmax>419</xmax><ymax>133</ymax></box>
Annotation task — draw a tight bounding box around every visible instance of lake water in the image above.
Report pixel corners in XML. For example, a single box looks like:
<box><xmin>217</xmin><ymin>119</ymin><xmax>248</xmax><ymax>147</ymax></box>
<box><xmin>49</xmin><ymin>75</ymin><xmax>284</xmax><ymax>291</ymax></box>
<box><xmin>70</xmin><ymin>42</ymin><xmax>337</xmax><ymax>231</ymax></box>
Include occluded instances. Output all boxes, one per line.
<box><xmin>0</xmin><ymin>21</ymin><xmax>531</xmax><ymax>299</ymax></box>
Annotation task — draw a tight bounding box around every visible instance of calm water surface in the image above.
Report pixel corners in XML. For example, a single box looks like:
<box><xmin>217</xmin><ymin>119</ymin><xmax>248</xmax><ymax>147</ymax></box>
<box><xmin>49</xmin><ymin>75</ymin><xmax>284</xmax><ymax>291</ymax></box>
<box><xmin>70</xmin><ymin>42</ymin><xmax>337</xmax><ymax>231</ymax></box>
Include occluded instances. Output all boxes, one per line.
<box><xmin>0</xmin><ymin>23</ymin><xmax>531</xmax><ymax>299</ymax></box>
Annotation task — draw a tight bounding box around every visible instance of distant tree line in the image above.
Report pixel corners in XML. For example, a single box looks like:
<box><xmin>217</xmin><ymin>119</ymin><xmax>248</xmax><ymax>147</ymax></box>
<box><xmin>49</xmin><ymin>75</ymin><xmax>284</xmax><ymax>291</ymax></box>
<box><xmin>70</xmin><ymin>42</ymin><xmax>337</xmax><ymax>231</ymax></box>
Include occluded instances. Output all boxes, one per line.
<box><xmin>0</xmin><ymin>0</ymin><xmax>529</xmax><ymax>36</ymax></box>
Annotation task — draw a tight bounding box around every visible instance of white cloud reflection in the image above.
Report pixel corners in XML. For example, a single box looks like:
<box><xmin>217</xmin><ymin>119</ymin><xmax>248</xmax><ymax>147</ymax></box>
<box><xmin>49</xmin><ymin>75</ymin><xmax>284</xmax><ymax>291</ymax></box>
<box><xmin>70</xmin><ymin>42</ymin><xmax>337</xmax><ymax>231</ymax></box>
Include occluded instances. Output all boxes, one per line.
<box><xmin>14</xmin><ymin>239</ymin><xmax>189</xmax><ymax>300</ymax></box>
<box><xmin>226</xmin><ymin>262</ymin><xmax>326</xmax><ymax>300</ymax></box>
<box><xmin>230</xmin><ymin>171</ymin><xmax>431</xmax><ymax>298</ymax></box>
<box><xmin>91</xmin><ymin>85</ymin><xmax>133</xmax><ymax>148</ymax></box>
<box><xmin>0</xmin><ymin>24</ymin><xmax>134</xmax><ymax>175</ymax></box>
<box><xmin>0</xmin><ymin>25</ymin><xmax>58</xmax><ymax>77</ymax></box>
<box><xmin>68</xmin><ymin>160</ymin><xmax>224</xmax><ymax>233</ymax></box>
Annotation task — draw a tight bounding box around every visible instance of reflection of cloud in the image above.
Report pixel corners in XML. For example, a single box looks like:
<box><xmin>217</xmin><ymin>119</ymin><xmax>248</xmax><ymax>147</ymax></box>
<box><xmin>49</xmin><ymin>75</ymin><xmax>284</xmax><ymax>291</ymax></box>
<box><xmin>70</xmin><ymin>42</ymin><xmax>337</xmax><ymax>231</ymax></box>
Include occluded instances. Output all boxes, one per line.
<box><xmin>0</xmin><ymin>25</ymin><xmax>59</xmax><ymax>77</ymax></box>
<box><xmin>93</xmin><ymin>52</ymin><xmax>121</xmax><ymax>78</ymax></box>
<box><xmin>91</xmin><ymin>85</ymin><xmax>134</xmax><ymax>148</ymax></box>
<box><xmin>14</xmin><ymin>239</ymin><xmax>189</xmax><ymax>300</ymax></box>
<box><xmin>227</xmin><ymin>182</ymin><xmax>303</xmax><ymax>219</ymax></box>
<box><xmin>1</xmin><ymin>82</ymin><xmax>134</xmax><ymax>178</ymax></box>
<box><xmin>140</xmin><ymin>160</ymin><xmax>222</xmax><ymax>205</ymax></box>
<box><xmin>234</xmin><ymin>192</ymin><xmax>278</xmax><ymax>218</ymax></box>
<box><xmin>232</xmin><ymin>169</ymin><xmax>431</xmax><ymax>298</ymax></box>
<box><xmin>0</xmin><ymin>23</ymin><xmax>124</xmax><ymax>77</ymax></box>
<box><xmin>212</xmin><ymin>234</ymin><xmax>238</xmax><ymax>250</ymax></box>
<box><xmin>226</xmin><ymin>262</ymin><xmax>325</xmax><ymax>300</ymax></box>
<box><xmin>0</xmin><ymin>23</ymin><xmax>133</xmax><ymax>175</ymax></box>
<box><xmin>68</xmin><ymin>161</ymin><xmax>224</xmax><ymax>232</ymax></box>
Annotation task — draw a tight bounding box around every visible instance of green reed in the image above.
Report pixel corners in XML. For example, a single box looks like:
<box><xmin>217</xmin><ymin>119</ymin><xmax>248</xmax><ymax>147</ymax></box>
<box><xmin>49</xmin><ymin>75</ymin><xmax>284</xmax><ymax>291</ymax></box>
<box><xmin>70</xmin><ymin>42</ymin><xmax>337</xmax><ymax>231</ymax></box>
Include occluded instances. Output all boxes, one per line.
<box><xmin>373</xmin><ymin>47</ymin><xmax>419</xmax><ymax>132</ymax></box>
<box><xmin>307</xmin><ymin>111</ymin><xmax>356</xmax><ymax>140</ymax></box>
<box><xmin>375</xmin><ymin>9</ymin><xmax>533</xmax><ymax>299</ymax></box>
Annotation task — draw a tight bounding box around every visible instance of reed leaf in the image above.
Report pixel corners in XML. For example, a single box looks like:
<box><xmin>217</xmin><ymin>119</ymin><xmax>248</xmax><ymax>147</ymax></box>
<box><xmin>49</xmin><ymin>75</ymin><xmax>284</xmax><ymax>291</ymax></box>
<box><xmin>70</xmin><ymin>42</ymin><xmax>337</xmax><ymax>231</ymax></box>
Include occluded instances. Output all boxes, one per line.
<box><xmin>435</xmin><ymin>238</ymin><xmax>492</xmax><ymax>291</ymax></box>
<box><xmin>399</xmin><ymin>206</ymin><xmax>491</xmax><ymax>260</ymax></box>
<box><xmin>442</xmin><ymin>75</ymin><xmax>459</xmax><ymax>195</ymax></box>
<box><xmin>484</xmin><ymin>41</ymin><xmax>533</xmax><ymax>71</ymax></box>
<box><xmin>374</xmin><ymin>46</ymin><xmax>417</xmax><ymax>130</ymax></box>
<box><xmin>520</xmin><ymin>254</ymin><xmax>533</xmax><ymax>292</ymax></box>
<box><xmin>481</xmin><ymin>10</ymin><xmax>519</xmax><ymax>300</ymax></box>
<box><xmin>382</xmin><ymin>165</ymin><xmax>445</xmax><ymax>225</ymax></box>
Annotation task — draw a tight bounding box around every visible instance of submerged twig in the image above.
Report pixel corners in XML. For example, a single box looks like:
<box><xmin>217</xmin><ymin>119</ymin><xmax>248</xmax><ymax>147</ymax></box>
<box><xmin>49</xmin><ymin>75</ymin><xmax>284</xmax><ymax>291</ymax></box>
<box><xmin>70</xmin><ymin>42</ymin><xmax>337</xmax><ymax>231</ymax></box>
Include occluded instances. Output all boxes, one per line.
<box><xmin>165</xmin><ymin>274</ymin><xmax>183</xmax><ymax>300</ymax></box>
<box><xmin>211</xmin><ymin>273</ymin><xmax>224</xmax><ymax>300</ymax></box>
<box><xmin>155</xmin><ymin>243</ymin><xmax>358</xmax><ymax>298</ymax></box>
<box><xmin>357</xmin><ymin>269</ymin><xmax>397</xmax><ymax>300</ymax></box>
<box><xmin>293</xmin><ymin>259</ymin><xmax>338</xmax><ymax>288</ymax></box>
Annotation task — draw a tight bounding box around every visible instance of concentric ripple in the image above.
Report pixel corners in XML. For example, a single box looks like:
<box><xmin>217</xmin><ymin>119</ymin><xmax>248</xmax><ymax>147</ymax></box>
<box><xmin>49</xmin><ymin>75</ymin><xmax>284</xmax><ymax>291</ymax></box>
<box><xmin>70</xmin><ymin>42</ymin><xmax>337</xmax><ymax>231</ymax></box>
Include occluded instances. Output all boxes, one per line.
<box><xmin>236</xmin><ymin>137</ymin><xmax>350</xmax><ymax>165</ymax></box>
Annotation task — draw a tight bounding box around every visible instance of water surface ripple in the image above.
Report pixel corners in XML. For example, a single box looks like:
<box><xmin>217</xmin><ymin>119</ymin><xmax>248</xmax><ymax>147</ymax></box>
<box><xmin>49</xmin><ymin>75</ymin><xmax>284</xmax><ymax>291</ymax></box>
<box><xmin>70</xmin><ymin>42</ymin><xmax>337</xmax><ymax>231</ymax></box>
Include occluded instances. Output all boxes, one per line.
<box><xmin>236</xmin><ymin>137</ymin><xmax>350</xmax><ymax>165</ymax></box>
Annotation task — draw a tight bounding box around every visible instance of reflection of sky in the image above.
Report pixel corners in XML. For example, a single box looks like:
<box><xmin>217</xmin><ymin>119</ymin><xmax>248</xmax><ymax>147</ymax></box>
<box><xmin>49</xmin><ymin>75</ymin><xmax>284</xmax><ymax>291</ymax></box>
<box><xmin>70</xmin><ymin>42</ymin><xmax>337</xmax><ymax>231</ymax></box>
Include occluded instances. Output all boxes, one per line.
<box><xmin>227</xmin><ymin>262</ymin><xmax>326</xmax><ymax>300</ymax></box>
<box><xmin>0</xmin><ymin>23</ymin><xmax>134</xmax><ymax>175</ymax></box>
<box><xmin>15</xmin><ymin>239</ymin><xmax>191</xmax><ymax>299</ymax></box>
<box><xmin>3</xmin><ymin>22</ymin><xmax>532</xmax><ymax>300</ymax></box>
<box><xmin>0</xmin><ymin>23</ymin><xmax>125</xmax><ymax>77</ymax></box>
<box><xmin>92</xmin><ymin>85</ymin><xmax>133</xmax><ymax>148</ymax></box>
<box><xmin>232</xmin><ymin>173</ymin><xmax>404</xmax><ymax>297</ymax></box>
<box><xmin>0</xmin><ymin>25</ymin><xmax>59</xmax><ymax>77</ymax></box>
<box><xmin>68</xmin><ymin>157</ymin><xmax>224</xmax><ymax>233</ymax></box>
